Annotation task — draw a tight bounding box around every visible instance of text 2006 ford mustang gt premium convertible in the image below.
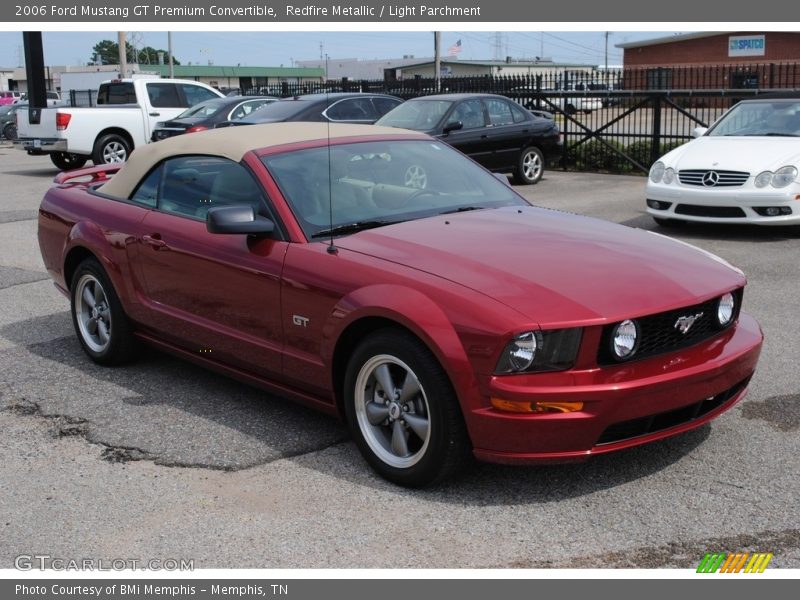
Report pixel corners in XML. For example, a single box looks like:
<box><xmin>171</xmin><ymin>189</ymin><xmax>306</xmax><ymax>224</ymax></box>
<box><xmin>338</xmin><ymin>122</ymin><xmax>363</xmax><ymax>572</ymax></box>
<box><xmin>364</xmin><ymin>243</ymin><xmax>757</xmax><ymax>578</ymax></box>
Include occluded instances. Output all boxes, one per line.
<box><xmin>38</xmin><ymin>123</ymin><xmax>763</xmax><ymax>486</ymax></box>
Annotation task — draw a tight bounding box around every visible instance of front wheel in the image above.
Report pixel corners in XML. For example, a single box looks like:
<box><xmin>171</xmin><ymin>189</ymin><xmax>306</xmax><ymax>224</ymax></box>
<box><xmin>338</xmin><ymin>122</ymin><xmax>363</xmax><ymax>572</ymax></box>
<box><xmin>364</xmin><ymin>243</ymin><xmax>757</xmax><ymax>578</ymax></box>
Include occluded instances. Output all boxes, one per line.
<box><xmin>50</xmin><ymin>152</ymin><xmax>88</xmax><ymax>171</ymax></box>
<box><xmin>344</xmin><ymin>329</ymin><xmax>471</xmax><ymax>487</ymax></box>
<box><xmin>70</xmin><ymin>257</ymin><xmax>138</xmax><ymax>365</ymax></box>
<box><xmin>92</xmin><ymin>133</ymin><xmax>130</xmax><ymax>165</ymax></box>
<box><xmin>3</xmin><ymin>123</ymin><xmax>17</xmax><ymax>141</ymax></box>
<box><xmin>514</xmin><ymin>146</ymin><xmax>544</xmax><ymax>185</ymax></box>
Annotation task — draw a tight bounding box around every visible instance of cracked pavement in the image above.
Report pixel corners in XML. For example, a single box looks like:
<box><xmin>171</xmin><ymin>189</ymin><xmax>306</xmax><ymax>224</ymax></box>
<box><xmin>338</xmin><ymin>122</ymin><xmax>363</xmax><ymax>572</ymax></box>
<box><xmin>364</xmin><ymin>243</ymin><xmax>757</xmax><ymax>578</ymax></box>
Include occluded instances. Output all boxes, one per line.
<box><xmin>0</xmin><ymin>145</ymin><xmax>798</xmax><ymax>569</ymax></box>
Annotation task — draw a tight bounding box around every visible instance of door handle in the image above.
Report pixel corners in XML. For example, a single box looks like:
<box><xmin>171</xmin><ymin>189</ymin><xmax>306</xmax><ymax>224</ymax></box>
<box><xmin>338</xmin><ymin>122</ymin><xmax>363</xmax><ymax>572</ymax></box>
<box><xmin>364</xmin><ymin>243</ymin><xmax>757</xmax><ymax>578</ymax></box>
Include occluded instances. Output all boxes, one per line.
<box><xmin>149</xmin><ymin>112</ymin><xmax>161</xmax><ymax>117</ymax></box>
<box><xmin>142</xmin><ymin>234</ymin><xmax>167</xmax><ymax>250</ymax></box>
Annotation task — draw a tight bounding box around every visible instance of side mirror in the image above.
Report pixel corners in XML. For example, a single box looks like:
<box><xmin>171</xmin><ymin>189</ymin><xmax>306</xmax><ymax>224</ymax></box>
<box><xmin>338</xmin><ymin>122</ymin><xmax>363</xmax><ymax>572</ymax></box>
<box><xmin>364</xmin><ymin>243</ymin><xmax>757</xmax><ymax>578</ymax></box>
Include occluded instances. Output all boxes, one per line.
<box><xmin>206</xmin><ymin>205</ymin><xmax>274</xmax><ymax>235</ymax></box>
<box><xmin>443</xmin><ymin>120</ymin><xmax>463</xmax><ymax>134</ymax></box>
<box><xmin>692</xmin><ymin>126</ymin><xmax>708</xmax><ymax>138</ymax></box>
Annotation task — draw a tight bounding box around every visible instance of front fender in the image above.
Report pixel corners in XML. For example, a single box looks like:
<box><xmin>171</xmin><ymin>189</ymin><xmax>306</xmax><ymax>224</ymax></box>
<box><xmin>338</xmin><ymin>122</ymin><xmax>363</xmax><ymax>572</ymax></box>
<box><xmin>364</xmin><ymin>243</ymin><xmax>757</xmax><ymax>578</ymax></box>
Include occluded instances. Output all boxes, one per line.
<box><xmin>323</xmin><ymin>284</ymin><xmax>483</xmax><ymax>414</ymax></box>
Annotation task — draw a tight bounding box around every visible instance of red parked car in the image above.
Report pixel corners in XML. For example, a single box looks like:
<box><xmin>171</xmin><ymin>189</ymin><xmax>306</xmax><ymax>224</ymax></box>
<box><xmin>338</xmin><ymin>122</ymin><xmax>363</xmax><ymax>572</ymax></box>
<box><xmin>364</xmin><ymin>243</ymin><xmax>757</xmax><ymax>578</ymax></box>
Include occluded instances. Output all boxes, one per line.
<box><xmin>37</xmin><ymin>123</ymin><xmax>763</xmax><ymax>487</ymax></box>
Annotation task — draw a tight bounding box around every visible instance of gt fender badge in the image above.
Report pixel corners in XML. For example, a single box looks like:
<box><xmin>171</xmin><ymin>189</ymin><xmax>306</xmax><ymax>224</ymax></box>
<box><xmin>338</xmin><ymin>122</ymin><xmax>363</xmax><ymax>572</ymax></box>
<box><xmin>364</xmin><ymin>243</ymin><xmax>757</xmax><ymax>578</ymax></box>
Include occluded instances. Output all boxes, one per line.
<box><xmin>674</xmin><ymin>312</ymin><xmax>703</xmax><ymax>334</ymax></box>
<box><xmin>292</xmin><ymin>315</ymin><xmax>310</xmax><ymax>327</ymax></box>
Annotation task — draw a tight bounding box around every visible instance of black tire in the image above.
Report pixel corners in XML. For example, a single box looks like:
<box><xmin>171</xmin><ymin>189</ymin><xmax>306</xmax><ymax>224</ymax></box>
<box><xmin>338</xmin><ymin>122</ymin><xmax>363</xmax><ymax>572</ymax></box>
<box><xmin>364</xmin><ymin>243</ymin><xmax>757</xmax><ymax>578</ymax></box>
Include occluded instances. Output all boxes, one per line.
<box><xmin>92</xmin><ymin>133</ymin><xmax>131</xmax><ymax>165</ymax></box>
<box><xmin>50</xmin><ymin>152</ymin><xmax>88</xmax><ymax>171</ymax></box>
<box><xmin>513</xmin><ymin>146</ymin><xmax>545</xmax><ymax>185</ymax></box>
<box><xmin>653</xmin><ymin>216</ymin><xmax>687</xmax><ymax>228</ymax></box>
<box><xmin>70</xmin><ymin>257</ymin><xmax>138</xmax><ymax>365</ymax></box>
<box><xmin>3</xmin><ymin>123</ymin><xmax>16</xmax><ymax>141</ymax></box>
<box><xmin>343</xmin><ymin>328</ymin><xmax>472</xmax><ymax>487</ymax></box>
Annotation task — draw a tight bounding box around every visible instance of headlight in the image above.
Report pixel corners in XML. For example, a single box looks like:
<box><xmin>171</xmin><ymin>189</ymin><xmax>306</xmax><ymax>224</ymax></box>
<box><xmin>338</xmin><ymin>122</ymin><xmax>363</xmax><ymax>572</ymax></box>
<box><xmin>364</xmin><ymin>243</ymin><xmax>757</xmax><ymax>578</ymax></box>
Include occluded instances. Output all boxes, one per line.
<box><xmin>772</xmin><ymin>166</ymin><xmax>797</xmax><ymax>188</ymax></box>
<box><xmin>649</xmin><ymin>161</ymin><xmax>665</xmax><ymax>183</ymax></box>
<box><xmin>754</xmin><ymin>171</ymin><xmax>772</xmax><ymax>188</ymax></box>
<box><xmin>663</xmin><ymin>167</ymin><xmax>676</xmax><ymax>184</ymax></box>
<box><xmin>717</xmin><ymin>292</ymin><xmax>735</xmax><ymax>326</ymax></box>
<box><xmin>611</xmin><ymin>319</ymin><xmax>638</xmax><ymax>359</ymax></box>
<box><xmin>495</xmin><ymin>328</ymin><xmax>582</xmax><ymax>374</ymax></box>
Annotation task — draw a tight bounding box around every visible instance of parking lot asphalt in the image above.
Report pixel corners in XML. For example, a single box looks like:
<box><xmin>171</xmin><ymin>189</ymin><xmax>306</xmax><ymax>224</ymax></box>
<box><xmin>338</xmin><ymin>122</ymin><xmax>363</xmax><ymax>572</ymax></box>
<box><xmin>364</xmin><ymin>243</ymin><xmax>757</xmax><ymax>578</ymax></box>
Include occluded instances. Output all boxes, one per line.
<box><xmin>1</xmin><ymin>141</ymin><xmax>798</xmax><ymax>569</ymax></box>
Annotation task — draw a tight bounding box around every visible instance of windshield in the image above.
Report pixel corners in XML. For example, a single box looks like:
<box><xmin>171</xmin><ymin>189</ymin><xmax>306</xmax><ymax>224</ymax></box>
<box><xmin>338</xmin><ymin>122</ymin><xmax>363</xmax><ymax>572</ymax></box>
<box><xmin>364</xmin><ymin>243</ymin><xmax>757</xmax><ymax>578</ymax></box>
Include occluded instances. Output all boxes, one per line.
<box><xmin>176</xmin><ymin>100</ymin><xmax>225</xmax><ymax>119</ymax></box>
<box><xmin>376</xmin><ymin>100</ymin><xmax>453</xmax><ymax>130</ymax></box>
<box><xmin>262</xmin><ymin>139</ymin><xmax>525</xmax><ymax>239</ymax></box>
<box><xmin>708</xmin><ymin>100</ymin><xmax>800</xmax><ymax>137</ymax></box>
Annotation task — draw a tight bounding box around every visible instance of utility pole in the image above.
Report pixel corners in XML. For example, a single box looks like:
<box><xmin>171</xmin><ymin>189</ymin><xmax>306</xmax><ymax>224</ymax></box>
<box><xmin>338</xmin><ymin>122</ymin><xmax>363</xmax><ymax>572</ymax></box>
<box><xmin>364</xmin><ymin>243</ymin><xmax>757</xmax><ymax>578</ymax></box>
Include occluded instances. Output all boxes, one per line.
<box><xmin>434</xmin><ymin>31</ymin><xmax>441</xmax><ymax>92</ymax></box>
<box><xmin>604</xmin><ymin>31</ymin><xmax>609</xmax><ymax>72</ymax></box>
<box><xmin>117</xmin><ymin>31</ymin><xmax>127</xmax><ymax>78</ymax></box>
<box><xmin>168</xmin><ymin>31</ymin><xmax>174</xmax><ymax>78</ymax></box>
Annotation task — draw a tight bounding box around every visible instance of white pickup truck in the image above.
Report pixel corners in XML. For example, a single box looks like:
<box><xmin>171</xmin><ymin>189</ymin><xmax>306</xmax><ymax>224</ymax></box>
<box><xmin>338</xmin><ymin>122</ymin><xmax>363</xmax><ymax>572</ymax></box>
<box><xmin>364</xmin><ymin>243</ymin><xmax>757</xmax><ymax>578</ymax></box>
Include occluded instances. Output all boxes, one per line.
<box><xmin>16</xmin><ymin>78</ymin><xmax>223</xmax><ymax>170</ymax></box>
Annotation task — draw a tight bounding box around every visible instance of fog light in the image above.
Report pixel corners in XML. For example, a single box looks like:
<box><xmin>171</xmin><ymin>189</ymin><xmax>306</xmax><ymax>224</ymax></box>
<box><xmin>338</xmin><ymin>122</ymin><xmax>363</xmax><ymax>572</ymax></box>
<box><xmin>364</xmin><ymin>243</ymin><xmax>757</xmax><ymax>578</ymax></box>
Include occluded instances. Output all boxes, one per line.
<box><xmin>491</xmin><ymin>398</ymin><xmax>584</xmax><ymax>414</ymax></box>
<box><xmin>612</xmin><ymin>319</ymin><xmax>638</xmax><ymax>359</ymax></box>
<box><xmin>647</xmin><ymin>199</ymin><xmax>672</xmax><ymax>210</ymax></box>
<box><xmin>753</xmin><ymin>206</ymin><xmax>793</xmax><ymax>217</ymax></box>
<box><xmin>717</xmin><ymin>293</ymin><xmax>735</xmax><ymax>326</ymax></box>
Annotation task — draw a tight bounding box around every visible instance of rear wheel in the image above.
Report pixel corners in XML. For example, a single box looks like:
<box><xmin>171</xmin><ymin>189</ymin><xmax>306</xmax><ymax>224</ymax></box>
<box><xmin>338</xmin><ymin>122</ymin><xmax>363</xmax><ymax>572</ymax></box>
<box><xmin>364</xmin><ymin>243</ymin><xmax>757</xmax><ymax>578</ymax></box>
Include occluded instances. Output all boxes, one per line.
<box><xmin>344</xmin><ymin>329</ymin><xmax>472</xmax><ymax>487</ymax></box>
<box><xmin>513</xmin><ymin>146</ymin><xmax>544</xmax><ymax>185</ymax></box>
<box><xmin>50</xmin><ymin>152</ymin><xmax>88</xmax><ymax>171</ymax></box>
<box><xmin>70</xmin><ymin>257</ymin><xmax>138</xmax><ymax>365</ymax></box>
<box><xmin>92</xmin><ymin>133</ymin><xmax>130</xmax><ymax>165</ymax></box>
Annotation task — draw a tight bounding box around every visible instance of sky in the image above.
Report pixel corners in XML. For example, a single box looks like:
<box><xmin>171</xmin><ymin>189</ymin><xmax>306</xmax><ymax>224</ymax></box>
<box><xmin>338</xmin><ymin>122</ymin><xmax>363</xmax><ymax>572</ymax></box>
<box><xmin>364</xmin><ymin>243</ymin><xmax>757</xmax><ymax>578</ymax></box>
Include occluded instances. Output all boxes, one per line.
<box><xmin>0</xmin><ymin>31</ymin><xmax>687</xmax><ymax>69</ymax></box>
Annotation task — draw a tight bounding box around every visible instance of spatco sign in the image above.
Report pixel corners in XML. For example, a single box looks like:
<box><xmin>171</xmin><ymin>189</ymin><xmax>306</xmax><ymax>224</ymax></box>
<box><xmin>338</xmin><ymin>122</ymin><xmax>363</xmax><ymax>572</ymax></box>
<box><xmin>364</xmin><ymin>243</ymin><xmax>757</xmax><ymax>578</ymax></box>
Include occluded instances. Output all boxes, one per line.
<box><xmin>729</xmin><ymin>35</ymin><xmax>766</xmax><ymax>58</ymax></box>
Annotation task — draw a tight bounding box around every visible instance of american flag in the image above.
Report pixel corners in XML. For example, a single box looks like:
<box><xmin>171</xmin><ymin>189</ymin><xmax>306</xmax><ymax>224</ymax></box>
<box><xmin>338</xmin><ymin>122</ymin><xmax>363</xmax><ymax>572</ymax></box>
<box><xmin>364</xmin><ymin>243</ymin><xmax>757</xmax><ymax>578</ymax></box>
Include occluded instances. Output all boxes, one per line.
<box><xmin>448</xmin><ymin>39</ymin><xmax>462</xmax><ymax>56</ymax></box>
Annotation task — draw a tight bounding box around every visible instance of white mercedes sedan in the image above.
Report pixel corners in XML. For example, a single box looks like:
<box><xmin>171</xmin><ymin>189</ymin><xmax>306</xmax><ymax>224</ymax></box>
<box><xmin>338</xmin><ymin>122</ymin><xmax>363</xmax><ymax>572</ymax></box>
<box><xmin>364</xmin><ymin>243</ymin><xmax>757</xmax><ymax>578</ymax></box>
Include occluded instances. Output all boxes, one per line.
<box><xmin>646</xmin><ymin>96</ymin><xmax>800</xmax><ymax>226</ymax></box>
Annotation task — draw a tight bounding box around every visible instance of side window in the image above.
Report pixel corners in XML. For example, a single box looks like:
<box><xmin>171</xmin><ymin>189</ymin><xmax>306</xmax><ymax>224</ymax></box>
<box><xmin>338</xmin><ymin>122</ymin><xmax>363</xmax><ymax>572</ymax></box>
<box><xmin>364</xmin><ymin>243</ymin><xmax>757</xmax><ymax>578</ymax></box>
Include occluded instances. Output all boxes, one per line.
<box><xmin>510</xmin><ymin>101</ymin><xmax>530</xmax><ymax>124</ymax></box>
<box><xmin>180</xmin><ymin>84</ymin><xmax>220</xmax><ymax>108</ymax></box>
<box><xmin>372</xmin><ymin>97</ymin><xmax>402</xmax><ymax>117</ymax></box>
<box><xmin>129</xmin><ymin>165</ymin><xmax>162</xmax><ymax>208</ymax></box>
<box><xmin>158</xmin><ymin>156</ymin><xmax>266</xmax><ymax>221</ymax></box>
<box><xmin>449</xmin><ymin>99</ymin><xmax>485</xmax><ymax>130</ymax></box>
<box><xmin>485</xmin><ymin>98</ymin><xmax>515</xmax><ymax>126</ymax></box>
<box><xmin>326</xmin><ymin>98</ymin><xmax>376</xmax><ymax>122</ymax></box>
<box><xmin>147</xmin><ymin>83</ymin><xmax>182</xmax><ymax>108</ymax></box>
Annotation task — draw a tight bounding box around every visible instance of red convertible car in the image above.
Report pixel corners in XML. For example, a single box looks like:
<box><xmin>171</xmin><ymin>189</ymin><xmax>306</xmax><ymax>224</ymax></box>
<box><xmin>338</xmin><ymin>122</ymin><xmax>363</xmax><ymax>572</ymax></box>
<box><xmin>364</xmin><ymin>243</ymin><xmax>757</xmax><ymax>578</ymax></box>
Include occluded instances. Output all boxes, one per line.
<box><xmin>37</xmin><ymin>123</ymin><xmax>763</xmax><ymax>487</ymax></box>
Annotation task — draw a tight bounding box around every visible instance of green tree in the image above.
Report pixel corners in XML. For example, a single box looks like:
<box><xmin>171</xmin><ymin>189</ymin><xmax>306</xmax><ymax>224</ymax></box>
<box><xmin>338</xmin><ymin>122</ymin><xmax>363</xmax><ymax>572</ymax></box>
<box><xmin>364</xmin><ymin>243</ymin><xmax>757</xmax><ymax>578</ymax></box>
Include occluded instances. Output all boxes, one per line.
<box><xmin>90</xmin><ymin>40</ymin><xmax>180</xmax><ymax>66</ymax></box>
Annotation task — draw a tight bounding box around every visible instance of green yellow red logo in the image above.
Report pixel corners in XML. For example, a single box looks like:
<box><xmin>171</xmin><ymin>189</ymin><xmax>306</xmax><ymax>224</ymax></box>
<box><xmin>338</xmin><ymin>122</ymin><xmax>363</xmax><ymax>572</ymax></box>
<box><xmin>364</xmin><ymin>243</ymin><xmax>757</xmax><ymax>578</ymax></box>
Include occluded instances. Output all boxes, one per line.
<box><xmin>696</xmin><ymin>552</ymin><xmax>773</xmax><ymax>573</ymax></box>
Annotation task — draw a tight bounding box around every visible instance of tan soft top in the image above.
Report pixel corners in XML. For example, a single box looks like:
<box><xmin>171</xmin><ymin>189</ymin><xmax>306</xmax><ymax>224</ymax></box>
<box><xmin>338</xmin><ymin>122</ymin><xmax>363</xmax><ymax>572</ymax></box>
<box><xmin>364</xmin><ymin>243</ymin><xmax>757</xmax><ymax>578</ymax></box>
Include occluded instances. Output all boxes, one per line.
<box><xmin>100</xmin><ymin>122</ymin><xmax>423</xmax><ymax>199</ymax></box>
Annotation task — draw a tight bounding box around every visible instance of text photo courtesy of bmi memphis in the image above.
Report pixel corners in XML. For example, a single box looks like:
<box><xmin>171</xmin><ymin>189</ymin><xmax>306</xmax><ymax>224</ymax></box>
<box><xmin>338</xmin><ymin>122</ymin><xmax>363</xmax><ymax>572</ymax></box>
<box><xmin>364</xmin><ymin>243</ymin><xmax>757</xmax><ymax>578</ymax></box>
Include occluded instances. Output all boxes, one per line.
<box><xmin>0</xmin><ymin>0</ymin><xmax>799</xmax><ymax>594</ymax></box>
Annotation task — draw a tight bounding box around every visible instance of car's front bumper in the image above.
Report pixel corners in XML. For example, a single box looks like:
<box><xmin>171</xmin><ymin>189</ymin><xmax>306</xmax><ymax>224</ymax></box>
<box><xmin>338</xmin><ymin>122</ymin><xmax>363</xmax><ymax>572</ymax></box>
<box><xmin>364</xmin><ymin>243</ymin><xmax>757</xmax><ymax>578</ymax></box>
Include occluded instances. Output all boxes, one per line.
<box><xmin>645</xmin><ymin>180</ymin><xmax>800</xmax><ymax>225</ymax></box>
<box><xmin>469</xmin><ymin>312</ymin><xmax>763</xmax><ymax>464</ymax></box>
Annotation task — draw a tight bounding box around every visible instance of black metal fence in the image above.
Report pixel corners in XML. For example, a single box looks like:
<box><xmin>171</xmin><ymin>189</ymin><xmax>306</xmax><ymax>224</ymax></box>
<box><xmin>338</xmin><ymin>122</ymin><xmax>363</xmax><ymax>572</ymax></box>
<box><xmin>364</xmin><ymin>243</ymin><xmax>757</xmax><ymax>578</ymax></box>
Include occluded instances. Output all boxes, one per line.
<box><xmin>67</xmin><ymin>62</ymin><xmax>800</xmax><ymax>174</ymax></box>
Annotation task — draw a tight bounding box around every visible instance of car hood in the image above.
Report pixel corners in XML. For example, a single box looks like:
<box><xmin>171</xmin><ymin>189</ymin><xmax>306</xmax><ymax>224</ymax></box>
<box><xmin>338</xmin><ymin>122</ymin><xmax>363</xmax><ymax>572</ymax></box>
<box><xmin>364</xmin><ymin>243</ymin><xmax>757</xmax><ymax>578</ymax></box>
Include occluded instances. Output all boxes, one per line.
<box><xmin>336</xmin><ymin>206</ymin><xmax>745</xmax><ymax>326</ymax></box>
<box><xmin>662</xmin><ymin>136</ymin><xmax>800</xmax><ymax>172</ymax></box>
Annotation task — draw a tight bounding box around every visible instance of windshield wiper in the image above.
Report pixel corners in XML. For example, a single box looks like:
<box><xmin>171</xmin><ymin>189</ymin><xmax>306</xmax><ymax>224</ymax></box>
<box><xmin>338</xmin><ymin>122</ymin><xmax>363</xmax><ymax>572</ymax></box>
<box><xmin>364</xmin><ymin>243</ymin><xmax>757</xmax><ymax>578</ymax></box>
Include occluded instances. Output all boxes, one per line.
<box><xmin>311</xmin><ymin>220</ymin><xmax>397</xmax><ymax>238</ymax></box>
<box><xmin>763</xmin><ymin>132</ymin><xmax>800</xmax><ymax>137</ymax></box>
<box><xmin>438</xmin><ymin>206</ymin><xmax>486</xmax><ymax>215</ymax></box>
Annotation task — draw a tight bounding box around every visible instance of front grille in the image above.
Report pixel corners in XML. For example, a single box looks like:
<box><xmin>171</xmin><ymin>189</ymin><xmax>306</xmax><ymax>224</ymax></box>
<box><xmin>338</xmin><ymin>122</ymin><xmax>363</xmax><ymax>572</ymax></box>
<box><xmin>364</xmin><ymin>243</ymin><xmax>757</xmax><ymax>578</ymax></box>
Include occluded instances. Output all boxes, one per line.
<box><xmin>597</xmin><ymin>290</ymin><xmax>743</xmax><ymax>366</ymax></box>
<box><xmin>675</xmin><ymin>204</ymin><xmax>747</xmax><ymax>218</ymax></box>
<box><xmin>595</xmin><ymin>377</ymin><xmax>750</xmax><ymax>445</ymax></box>
<box><xmin>678</xmin><ymin>169</ymin><xmax>749</xmax><ymax>187</ymax></box>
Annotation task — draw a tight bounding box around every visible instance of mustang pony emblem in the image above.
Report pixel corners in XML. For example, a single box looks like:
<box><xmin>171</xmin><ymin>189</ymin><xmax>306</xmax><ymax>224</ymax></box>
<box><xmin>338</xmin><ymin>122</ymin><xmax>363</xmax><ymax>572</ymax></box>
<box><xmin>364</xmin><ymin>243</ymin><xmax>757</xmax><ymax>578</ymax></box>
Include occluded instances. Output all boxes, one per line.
<box><xmin>675</xmin><ymin>312</ymin><xmax>704</xmax><ymax>334</ymax></box>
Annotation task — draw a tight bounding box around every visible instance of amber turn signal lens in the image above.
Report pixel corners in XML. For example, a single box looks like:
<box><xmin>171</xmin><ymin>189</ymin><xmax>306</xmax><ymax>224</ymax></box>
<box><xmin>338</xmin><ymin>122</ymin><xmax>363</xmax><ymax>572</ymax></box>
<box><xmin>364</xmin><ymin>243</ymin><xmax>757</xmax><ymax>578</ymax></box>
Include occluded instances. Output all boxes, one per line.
<box><xmin>491</xmin><ymin>398</ymin><xmax>584</xmax><ymax>414</ymax></box>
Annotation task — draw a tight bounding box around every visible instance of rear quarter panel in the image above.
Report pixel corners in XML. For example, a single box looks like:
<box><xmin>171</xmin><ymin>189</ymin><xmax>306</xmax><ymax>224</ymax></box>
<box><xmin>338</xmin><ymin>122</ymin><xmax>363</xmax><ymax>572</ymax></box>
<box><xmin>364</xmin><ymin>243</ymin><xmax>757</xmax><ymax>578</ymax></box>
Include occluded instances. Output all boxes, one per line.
<box><xmin>38</xmin><ymin>184</ymin><xmax>150</xmax><ymax>320</ymax></box>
